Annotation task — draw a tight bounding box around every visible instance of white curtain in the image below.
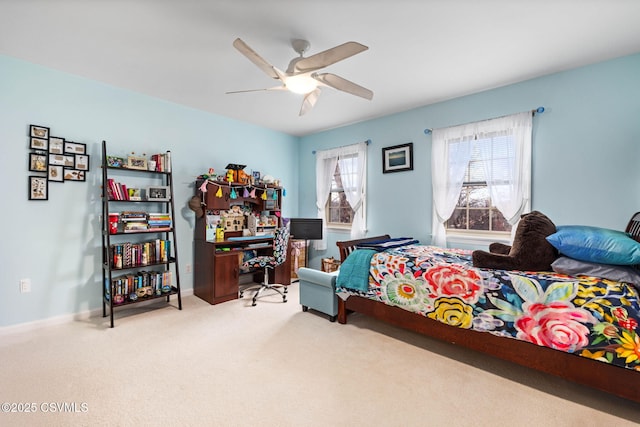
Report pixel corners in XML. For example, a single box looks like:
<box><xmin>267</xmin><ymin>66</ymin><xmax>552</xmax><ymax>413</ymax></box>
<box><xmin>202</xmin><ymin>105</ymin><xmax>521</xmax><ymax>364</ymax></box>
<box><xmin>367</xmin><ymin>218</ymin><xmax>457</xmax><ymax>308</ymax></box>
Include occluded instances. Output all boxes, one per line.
<box><xmin>431</xmin><ymin>129</ymin><xmax>473</xmax><ymax>247</ymax></box>
<box><xmin>476</xmin><ymin>112</ymin><xmax>532</xmax><ymax>225</ymax></box>
<box><xmin>337</xmin><ymin>142</ymin><xmax>367</xmax><ymax>240</ymax></box>
<box><xmin>314</xmin><ymin>142</ymin><xmax>367</xmax><ymax>250</ymax></box>
<box><xmin>431</xmin><ymin>112</ymin><xmax>532</xmax><ymax>247</ymax></box>
<box><xmin>314</xmin><ymin>152</ymin><xmax>338</xmax><ymax>250</ymax></box>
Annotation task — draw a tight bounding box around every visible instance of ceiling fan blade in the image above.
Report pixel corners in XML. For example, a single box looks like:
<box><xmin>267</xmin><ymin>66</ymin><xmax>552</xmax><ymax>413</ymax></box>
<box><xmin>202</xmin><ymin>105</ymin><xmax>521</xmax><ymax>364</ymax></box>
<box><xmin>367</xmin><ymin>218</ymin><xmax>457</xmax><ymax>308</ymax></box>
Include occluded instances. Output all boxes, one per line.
<box><xmin>226</xmin><ymin>86</ymin><xmax>286</xmax><ymax>94</ymax></box>
<box><xmin>294</xmin><ymin>41</ymin><xmax>368</xmax><ymax>74</ymax></box>
<box><xmin>313</xmin><ymin>73</ymin><xmax>373</xmax><ymax>100</ymax></box>
<box><xmin>299</xmin><ymin>88</ymin><xmax>321</xmax><ymax>116</ymax></box>
<box><xmin>233</xmin><ymin>38</ymin><xmax>280</xmax><ymax>80</ymax></box>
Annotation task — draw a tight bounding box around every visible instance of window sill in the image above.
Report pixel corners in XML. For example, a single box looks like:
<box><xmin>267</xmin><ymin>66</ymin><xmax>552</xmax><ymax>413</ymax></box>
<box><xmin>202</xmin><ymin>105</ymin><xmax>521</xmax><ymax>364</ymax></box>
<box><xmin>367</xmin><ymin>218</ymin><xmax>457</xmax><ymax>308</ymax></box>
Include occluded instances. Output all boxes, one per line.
<box><xmin>446</xmin><ymin>231</ymin><xmax>511</xmax><ymax>248</ymax></box>
<box><xmin>326</xmin><ymin>224</ymin><xmax>352</xmax><ymax>233</ymax></box>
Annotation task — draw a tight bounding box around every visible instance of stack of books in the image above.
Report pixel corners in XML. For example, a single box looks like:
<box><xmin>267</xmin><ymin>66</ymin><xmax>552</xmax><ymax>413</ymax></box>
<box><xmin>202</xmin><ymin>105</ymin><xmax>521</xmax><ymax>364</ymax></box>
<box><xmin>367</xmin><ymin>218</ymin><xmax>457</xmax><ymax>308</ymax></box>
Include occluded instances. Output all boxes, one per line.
<box><xmin>107</xmin><ymin>178</ymin><xmax>129</xmax><ymax>200</ymax></box>
<box><xmin>149</xmin><ymin>152</ymin><xmax>171</xmax><ymax>172</ymax></box>
<box><xmin>106</xmin><ymin>270</ymin><xmax>173</xmax><ymax>303</ymax></box>
<box><xmin>110</xmin><ymin>238</ymin><xmax>172</xmax><ymax>268</ymax></box>
<box><xmin>120</xmin><ymin>211</ymin><xmax>148</xmax><ymax>232</ymax></box>
<box><xmin>147</xmin><ymin>213</ymin><xmax>172</xmax><ymax>231</ymax></box>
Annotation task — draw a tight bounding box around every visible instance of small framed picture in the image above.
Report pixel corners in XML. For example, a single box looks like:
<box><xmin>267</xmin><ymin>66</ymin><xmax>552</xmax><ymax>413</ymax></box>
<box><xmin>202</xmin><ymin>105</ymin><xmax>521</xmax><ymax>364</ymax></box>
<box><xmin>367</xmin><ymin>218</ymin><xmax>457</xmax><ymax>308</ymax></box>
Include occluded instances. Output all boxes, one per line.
<box><xmin>75</xmin><ymin>154</ymin><xmax>90</xmax><ymax>171</ymax></box>
<box><xmin>30</xmin><ymin>137</ymin><xmax>49</xmax><ymax>151</ymax></box>
<box><xmin>63</xmin><ymin>169</ymin><xmax>86</xmax><ymax>182</ymax></box>
<box><xmin>127</xmin><ymin>155</ymin><xmax>148</xmax><ymax>170</ymax></box>
<box><xmin>64</xmin><ymin>141</ymin><xmax>86</xmax><ymax>155</ymax></box>
<box><xmin>28</xmin><ymin>176</ymin><xmax>48</xmax><ymax>200</ymax></box>
<box><xmin>48</xmin><ymin>165</ymin><xmax>64</xmax><ymax>182</ymax></box>
<box><xmin>29</xmin><ymin>152</ymin><xmax>48</xmax><ymax>172</ymax></box>
<box><xmin>49</xmin><ymin>154</ymin><xmax>65</xmax><ymax>166</ymax></box>
<box><xmin>63</xmin><ymin>155</ymin><xmax>75</xmax><ymax>168</ymax></box>
<box><xmin>107</xmin><ymin>156</ymin><xmax>125</xmax><ymax>168</ymax></box>
<box><xmin>127</xmin><ymin>188</ymin><xmax>142</xmax><ymax>201</ymax></box>
<box><xmin>49</xmin><ymin>137</ymin><xmax>65</xmax><ymax>154</ymax></box>
<box><xmin>147</xmin><ymin>186</ymin><xmax>171</xmax><ymax>201</ymax></box>
<box><xmin>382</xmin><ymin>142</ymin><xmax>413</xmax><ymax>173</ymax></box>
<box><xmin>29</xmin><ymin>125</ymin><xmax>49</xmax><ymax>139</ymax></box>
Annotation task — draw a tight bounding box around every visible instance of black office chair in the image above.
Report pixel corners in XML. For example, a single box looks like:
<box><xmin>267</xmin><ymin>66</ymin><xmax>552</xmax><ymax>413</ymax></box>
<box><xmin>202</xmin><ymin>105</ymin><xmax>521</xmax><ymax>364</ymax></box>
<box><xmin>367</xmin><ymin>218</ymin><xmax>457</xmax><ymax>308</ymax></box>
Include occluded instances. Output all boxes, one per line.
<box><xmin>240</xmin><ymin>227</ymin><xmax>290</xmax><ymax>306</ymax></box>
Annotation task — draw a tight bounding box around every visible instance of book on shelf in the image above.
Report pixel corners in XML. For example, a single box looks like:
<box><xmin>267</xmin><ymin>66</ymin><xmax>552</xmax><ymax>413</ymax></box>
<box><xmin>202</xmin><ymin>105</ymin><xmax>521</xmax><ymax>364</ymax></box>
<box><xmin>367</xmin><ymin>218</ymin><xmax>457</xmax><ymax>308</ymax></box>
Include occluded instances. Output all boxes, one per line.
<box><xmin>147</xmin><ymin>212</ymin><xmax>172</xmax><ymax>228</ymax></box>
<box><xmin>107</xmin><ymin>178</ymin><xmax>130</xmax><ymax>201</ymax></box>
<box><xmin>120</xmin><ymin>211</ymin><xmax>147</xmax><ymax>221</ymax></box>
<box><xmin>147</xmin><ymin>212</ymin><xmax>171</xmax><ymax>219</ymax></box>
<box><xmin>149</xmin><ymin>152</ymin><xmax>171</xmax><ymax>172</ymax></box>
<box><xmin>148</xmin><ymin>221</ymin><xmax>170</xmax><ymax>226</ymax></box>
<box><xmin>110</xmin><ymin>239</ymin><xmax>172</xmax><ymax>267</ymax></box>
<box><xmin>148</xmin><ymin>220</ymin><xmax>171</xmax><ymax>226</ymax></box>
<box><xmin>124</xmin><ymin>223</ymin><xmax>148</xmax><ymax>232</ymax></box>
<box><xmin>105</xmin><ymin>270</ymin><xmax>173</xmax><ymax>301</ymax></box>
<box><xmin>123</xmin><ymin>242</ymin><xmax>132</xmax><ymax>267</ymax></box>
<box><xmin>112</xmin><ymin>211</ymin><xmax>174</xmax><ymax>232</ymax></box>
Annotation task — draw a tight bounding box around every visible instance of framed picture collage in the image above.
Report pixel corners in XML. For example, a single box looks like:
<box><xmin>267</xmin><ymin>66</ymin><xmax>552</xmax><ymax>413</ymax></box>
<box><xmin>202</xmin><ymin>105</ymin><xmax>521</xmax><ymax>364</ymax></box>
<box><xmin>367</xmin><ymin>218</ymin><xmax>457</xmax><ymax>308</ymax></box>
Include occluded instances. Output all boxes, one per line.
<box><xmin>28</xmin><ymin>124</ymin><xmax>90</xmax><ymax>200</ymax></box>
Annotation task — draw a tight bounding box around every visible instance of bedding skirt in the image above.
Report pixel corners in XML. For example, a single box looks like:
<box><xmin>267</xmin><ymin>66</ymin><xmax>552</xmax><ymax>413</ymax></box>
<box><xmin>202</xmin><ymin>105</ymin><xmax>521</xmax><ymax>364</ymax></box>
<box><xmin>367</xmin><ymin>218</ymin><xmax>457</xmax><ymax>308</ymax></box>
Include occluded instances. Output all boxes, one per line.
<box><xmin>336</xmin><ymin>244</ymin><xmax>640</xmax><ymax>373</ymax></box>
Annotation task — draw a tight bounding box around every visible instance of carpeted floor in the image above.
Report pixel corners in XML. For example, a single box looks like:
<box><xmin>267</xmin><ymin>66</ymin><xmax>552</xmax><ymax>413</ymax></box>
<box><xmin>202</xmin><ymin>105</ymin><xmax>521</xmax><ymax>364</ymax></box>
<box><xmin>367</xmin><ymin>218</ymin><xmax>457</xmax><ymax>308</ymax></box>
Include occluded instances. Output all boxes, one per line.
<box><xmin>1</xmin><ymin>284</ymin><xmax>639</xmax><ymax>427</ymax></box>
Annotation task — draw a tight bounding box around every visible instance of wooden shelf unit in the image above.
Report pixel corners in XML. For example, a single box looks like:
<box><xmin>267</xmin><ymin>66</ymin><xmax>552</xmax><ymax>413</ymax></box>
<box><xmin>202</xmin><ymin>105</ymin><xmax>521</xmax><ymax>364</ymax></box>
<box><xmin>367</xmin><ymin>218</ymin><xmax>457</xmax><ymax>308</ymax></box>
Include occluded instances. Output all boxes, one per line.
<box><xmin>193</xmin><ymin>179</ymin><xmax>291</xmax><ymax>304</ymax></box>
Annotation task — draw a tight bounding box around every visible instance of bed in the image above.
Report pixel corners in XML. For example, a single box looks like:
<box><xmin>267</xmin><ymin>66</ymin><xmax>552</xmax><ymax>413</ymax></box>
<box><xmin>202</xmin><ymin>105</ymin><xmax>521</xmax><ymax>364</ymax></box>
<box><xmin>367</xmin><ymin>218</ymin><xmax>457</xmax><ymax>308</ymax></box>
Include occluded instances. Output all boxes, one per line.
<box><xmin>335</xmin><ymin>215</ymin><xmax>640</xmax><ymax>403</ymax></box>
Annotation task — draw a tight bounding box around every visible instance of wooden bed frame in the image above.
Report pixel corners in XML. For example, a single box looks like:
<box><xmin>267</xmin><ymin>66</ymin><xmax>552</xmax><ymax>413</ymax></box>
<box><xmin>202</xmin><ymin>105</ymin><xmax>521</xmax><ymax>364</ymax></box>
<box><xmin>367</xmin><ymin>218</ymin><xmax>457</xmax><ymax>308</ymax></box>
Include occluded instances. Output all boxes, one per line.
<box><xmin>336</xmin><ymin>215</ymin><xmax>640</xmax><ymax>403</ymax></box>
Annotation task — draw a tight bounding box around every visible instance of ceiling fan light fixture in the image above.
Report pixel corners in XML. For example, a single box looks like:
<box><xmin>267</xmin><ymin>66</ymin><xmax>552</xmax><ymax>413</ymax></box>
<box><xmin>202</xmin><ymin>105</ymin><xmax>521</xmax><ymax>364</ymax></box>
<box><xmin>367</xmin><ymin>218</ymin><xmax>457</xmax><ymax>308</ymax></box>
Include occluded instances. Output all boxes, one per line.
<box><xmin>231</xmin><ymin>38</ymin><xmax>373</xmax><ymax>115</ymax></box>
<box><xmin>285</xmin><ymin>74</ymin><xmax>318</xmax><ymax>94</ymax></box>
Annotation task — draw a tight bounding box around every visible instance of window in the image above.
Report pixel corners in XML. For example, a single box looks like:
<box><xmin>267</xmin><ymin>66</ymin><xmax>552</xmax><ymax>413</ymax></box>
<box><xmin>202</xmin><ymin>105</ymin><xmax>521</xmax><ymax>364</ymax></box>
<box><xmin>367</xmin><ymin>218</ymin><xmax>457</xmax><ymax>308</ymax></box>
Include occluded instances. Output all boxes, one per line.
<box><xmin>326</xmin><ymin>162</ymin><xmax>354</xmax><ymax>227</ymax></box>
<box><xmin>315</xmin><ymin>142</ymin><xmax>368</xmax><ymax>249</ymax></box>
<box><xmin>431</xmin><ymin>112</ymin><xmax>532</xmax><ymax>247</ymax></box>
<box><xmin>446</xmin><ymin>142</ymin><xmax>512</xmax><ymax>234</ymax></box>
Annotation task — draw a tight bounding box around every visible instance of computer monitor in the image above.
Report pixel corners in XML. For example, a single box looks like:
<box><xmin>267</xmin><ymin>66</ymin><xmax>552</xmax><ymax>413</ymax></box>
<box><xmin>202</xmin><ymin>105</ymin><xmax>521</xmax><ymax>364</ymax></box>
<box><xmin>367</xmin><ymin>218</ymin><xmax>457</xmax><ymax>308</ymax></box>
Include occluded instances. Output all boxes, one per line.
<box><xmin>289</xmin><ymin>218</ymin><xmax>323</xmax><ymax>241</ymax></box>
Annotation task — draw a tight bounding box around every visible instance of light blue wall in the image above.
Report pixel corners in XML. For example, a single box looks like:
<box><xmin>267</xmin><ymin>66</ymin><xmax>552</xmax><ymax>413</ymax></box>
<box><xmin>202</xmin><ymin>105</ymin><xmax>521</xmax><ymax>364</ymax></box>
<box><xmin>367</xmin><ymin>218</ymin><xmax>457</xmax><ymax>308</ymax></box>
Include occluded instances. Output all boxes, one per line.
<box><xmin>2</xmin><ymin>52</ymin><xmax>639</xmax><ymax>327</ymax></box>
<box><xmin>300</xmin><ymin>53</ymin><xmax>640</xmax><ymax>266</ymax></box>
<box><xmin>0</xmin><ymin>55</ymin><xmax>299</xmax><ymax>327</ymax></box>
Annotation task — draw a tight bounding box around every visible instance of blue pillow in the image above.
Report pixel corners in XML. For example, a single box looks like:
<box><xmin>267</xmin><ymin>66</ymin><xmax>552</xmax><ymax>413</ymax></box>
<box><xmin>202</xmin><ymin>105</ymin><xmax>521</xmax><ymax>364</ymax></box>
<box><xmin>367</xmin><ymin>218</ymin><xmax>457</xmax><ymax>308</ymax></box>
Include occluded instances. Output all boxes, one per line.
<box><xmin>546</xmin><ymin>225</ymin><xmax>640</xmax><ymax>265</ymax></box>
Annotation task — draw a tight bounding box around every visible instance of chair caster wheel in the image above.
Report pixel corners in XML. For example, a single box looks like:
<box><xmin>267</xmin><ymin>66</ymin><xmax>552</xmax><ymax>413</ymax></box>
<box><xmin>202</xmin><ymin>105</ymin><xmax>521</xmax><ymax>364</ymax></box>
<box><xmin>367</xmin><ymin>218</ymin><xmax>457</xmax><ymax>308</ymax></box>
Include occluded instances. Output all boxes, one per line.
<box><xmin>302</xmin><ymin>305</ymin><xmax>308</xmax><ymax>312</ymax></box>
<box><xmin>252</xmin><ymin>301</ymin><xmax>257</xmax><ymax>306</ymax></box>
<box><xmin>283</xmin><ymin>297</ymin><xmax>287</xmax><ymax>303</ymax></box>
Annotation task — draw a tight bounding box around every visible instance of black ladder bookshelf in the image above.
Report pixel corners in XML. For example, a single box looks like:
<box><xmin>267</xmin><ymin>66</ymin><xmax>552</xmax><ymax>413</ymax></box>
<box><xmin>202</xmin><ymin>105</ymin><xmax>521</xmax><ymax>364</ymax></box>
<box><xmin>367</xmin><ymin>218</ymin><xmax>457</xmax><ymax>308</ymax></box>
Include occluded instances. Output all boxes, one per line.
<box><xmin>100</xmin><ymin>140</ymin><xmax>182</xmax><ymax>327</ymax></box>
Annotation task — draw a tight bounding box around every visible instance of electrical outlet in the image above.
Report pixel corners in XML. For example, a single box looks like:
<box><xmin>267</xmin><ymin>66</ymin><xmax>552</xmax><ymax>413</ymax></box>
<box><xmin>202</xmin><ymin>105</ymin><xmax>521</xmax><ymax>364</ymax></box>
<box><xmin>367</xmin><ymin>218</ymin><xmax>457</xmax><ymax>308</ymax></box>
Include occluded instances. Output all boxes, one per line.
<box><xmin>185</xmin><ymin>264</ymin><xmax>192</xmax><ymax>274</ymax></box>
<box><xmin>20</xmin><ymin>278</ymin><xmax>31</xmax><ymax>293</ymax></box>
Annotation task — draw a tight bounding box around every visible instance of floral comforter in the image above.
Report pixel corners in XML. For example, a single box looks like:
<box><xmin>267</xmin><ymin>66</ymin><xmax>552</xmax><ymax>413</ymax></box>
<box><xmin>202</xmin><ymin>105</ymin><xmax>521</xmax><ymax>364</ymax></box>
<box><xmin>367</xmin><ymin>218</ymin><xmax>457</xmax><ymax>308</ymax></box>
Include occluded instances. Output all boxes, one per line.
<box><xmin>336</xmin><ymin>245</ymin><xmax>640</xmax><ymax>372</ymax></box>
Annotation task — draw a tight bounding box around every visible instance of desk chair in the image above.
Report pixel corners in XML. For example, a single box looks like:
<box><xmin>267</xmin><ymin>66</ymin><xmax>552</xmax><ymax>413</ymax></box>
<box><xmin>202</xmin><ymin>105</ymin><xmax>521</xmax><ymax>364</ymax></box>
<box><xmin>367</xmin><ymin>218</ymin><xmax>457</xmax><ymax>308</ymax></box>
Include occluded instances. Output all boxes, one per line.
<box><xmin>240</xmin><ymin>227</ymin><xmax>290</xmax><ymax>306</ymax></box>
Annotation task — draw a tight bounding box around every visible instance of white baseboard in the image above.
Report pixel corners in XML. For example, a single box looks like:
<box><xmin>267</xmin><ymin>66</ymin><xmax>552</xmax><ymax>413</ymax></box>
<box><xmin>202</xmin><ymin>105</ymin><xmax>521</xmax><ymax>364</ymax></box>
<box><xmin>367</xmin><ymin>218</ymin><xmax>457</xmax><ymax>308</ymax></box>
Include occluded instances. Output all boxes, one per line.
<box><xmin>0</xmin><ymin>288</ymin><xmax>193</xmax><ymax>336</ymax></box>
<box><xmin>0</xmin><ymin>308</ymin><xmax>101</xmax><ymax>337</ymax></box>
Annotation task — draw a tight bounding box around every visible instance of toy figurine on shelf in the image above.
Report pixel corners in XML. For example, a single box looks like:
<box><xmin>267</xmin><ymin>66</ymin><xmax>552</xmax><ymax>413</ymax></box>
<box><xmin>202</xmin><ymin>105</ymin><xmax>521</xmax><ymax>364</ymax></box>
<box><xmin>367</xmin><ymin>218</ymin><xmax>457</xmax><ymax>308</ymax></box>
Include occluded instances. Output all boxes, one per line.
<box><xmin>198</xmin><ymin>168</ymin><xmax>217</xmax><ymax>182</ymax></box>
<box><xmin>237</xmin><ymin>169</ymin><xmax>250</xmax><ymax>184</ymax></box>
<box><xmin>215</xmin><ymin>220</ymin><xmax>225</xmax><ymax>241</ymax></box>
<box><xmin>225</xmin><ymin>163</ymin><xmax>250</xmax><ymax>183</ymax></box>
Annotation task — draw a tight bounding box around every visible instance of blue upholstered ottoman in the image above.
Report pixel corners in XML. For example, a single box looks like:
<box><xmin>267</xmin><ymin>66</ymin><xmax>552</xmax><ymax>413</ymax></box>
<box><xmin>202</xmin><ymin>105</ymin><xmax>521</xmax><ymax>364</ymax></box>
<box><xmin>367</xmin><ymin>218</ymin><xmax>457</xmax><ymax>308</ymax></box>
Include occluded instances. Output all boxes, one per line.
<box><xmin>297</xmin><ymin>267</ymin><xmax>339</xmax><ymax>322</ymax></box>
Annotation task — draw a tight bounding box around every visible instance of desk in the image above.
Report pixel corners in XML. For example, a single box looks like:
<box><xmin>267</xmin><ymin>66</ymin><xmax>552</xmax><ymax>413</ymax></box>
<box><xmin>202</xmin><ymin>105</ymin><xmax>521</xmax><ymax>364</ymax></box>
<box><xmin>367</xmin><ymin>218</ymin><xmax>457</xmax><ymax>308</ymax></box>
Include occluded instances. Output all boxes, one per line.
<box><xmin>194</xmin><ymin>236</ymin><xmax>292</xmax><ymax>305</ymax></box>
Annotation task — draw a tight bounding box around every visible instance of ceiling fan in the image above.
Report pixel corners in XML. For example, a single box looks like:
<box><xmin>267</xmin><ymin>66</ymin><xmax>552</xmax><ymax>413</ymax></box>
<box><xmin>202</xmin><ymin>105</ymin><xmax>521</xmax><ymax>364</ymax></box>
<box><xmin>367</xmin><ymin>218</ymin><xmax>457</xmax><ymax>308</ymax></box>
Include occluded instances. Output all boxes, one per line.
<box><xmin>227</xmin><ymin>38</ymin><xmax>373</xmax><ymax>116</ymax></box>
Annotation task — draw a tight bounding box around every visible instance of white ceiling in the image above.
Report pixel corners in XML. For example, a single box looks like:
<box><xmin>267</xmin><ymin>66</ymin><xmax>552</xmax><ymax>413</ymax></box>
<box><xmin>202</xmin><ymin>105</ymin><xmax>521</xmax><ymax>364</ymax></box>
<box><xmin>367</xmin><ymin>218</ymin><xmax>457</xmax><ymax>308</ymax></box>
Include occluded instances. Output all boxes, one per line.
<box><xmin>2</xmin><ymin>1</ymin><xmax>640</xmax><ymax>136</ymax></box>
